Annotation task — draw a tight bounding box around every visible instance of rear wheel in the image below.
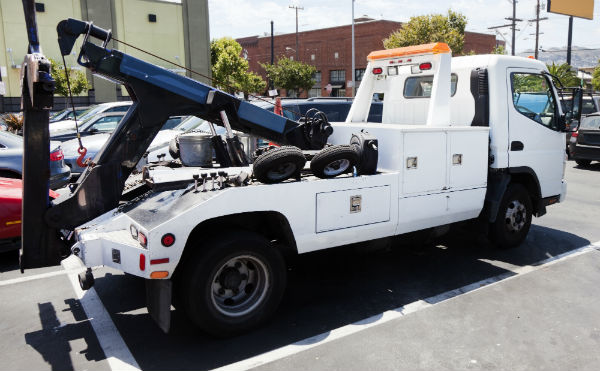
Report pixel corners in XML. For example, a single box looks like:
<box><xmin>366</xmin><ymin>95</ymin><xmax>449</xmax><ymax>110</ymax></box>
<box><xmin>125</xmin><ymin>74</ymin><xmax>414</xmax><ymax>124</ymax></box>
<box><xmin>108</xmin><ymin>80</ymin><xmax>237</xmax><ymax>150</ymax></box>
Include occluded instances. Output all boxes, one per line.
<box><xmin>575</xmin><ymin>159</ymin><xmax>591</xmax><ymax>167</ymax></box>
<box><xmin>181</xmin><ymin>231</ymin><xmax>286</xmax><ymax>337</ymax></box>
<box><xmin>490</xmin><ymin>184</ymin><xmax>532</xmax><ymax>249</ymax></box>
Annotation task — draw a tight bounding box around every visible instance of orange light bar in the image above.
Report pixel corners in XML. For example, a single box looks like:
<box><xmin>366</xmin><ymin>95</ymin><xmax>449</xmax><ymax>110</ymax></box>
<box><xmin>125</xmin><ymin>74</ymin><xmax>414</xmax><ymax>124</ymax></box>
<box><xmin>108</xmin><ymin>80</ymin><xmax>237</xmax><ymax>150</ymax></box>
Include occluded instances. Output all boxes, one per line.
<box><xmin>367</xmin><ymin>43</ymin><xmax>451</xmax><ymax>61</ymax></box>
<box><xmin>150</xmin><ymin>271</ymin><xmax>169</xmax><ymax>279</ymax></box>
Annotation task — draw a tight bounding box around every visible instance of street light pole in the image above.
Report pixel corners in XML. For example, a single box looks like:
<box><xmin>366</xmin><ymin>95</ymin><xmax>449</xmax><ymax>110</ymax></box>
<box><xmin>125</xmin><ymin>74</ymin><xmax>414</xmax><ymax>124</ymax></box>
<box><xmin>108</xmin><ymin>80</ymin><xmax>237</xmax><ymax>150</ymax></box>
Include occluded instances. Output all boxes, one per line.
<box><xmin>351</xmin><ymin>0</ymin><xmax>355</xmax><ymax>97</ymax></box>
<box><xmin>289</xmin><ymin>5</ymin><xmax>303</xmax><ymax>61</ymax></box>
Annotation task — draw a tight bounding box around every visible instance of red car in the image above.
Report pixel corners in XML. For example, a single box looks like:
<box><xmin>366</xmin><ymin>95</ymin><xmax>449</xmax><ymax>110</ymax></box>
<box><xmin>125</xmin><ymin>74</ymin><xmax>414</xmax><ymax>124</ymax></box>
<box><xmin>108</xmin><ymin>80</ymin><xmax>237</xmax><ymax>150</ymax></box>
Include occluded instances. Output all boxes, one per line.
<box><xmin>0</xmin><ymin>177</ymin><xmax>59</xmax><ymax>252</ymax></box>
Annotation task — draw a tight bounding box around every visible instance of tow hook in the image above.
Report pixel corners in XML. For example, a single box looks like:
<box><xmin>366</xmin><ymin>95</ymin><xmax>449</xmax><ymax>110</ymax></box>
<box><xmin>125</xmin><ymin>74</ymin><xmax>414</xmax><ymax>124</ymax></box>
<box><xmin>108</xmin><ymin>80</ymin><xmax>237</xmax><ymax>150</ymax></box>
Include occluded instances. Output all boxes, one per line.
<box><xmin>78</xmin><ymin>268</ymin><xmax>95</xmax><ymax>290</ymax></box>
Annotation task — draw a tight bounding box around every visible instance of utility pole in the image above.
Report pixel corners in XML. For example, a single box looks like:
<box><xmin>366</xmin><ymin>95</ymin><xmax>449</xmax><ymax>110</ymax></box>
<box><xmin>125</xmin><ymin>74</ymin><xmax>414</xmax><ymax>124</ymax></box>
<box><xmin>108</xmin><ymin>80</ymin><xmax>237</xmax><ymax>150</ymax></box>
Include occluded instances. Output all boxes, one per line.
<box><xmin>289</xmin><ymin>5</ymin><xmax>303</xmax><ymax>61</ymax></box>
<box><xmin>270</xmin><ymin>20</ymin><xmax>274</xmax><ymax>90</ymax></box>
<box><xmin>505</xmin><ymin>0</ymin><xmax>523</xmax><ymax>56</ymax></box>
<box><xmin>567</xmin><ymin>16</ymin><xmax>573</xmax><ymax>65</ymax></box>
<box><xmin>528</xmin><ymin>0</ymin><xmax>547</xmax><ymax>59</ymax></box>
<box><xmin>351</xmin><ymin>0</ymin><xmax>355</xmax><ymax>97</ymax></box>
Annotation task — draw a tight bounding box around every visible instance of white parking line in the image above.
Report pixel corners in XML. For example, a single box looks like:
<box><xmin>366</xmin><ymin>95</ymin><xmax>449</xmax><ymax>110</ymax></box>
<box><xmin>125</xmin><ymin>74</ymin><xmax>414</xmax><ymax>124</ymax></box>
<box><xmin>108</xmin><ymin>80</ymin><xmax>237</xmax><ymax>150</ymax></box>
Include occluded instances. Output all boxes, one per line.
<box><xmin>213</xmin><ymin>242</ymin><xmax>600</xmax><ymax>371</ymax></box>
<box><xmin>62</xmin><ymin>256</ymin><xmax>141</xmax><ymax>371</ymax></box>
<box><xmin>0</xmin><ymin>268</ymin><xmax>80</xmax><ymax>287</ymax></box>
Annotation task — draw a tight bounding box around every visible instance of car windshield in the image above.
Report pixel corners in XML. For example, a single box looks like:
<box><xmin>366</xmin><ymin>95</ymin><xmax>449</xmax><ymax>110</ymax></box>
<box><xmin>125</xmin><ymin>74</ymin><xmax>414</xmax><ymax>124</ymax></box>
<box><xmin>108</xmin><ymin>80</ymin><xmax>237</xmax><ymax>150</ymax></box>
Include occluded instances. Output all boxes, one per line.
<box><xmin>580</xmin><ymin>115</ymin><xmax>600</xmax><ymax>130</ymax></box>
<box><xmin>76</xmin><ymin>105</ymin><xmax>102</xmax><ymax>121</ymax></box>
<box><xmin>50</xmin><ymin>109</ymin><xmax>69</xmax><ymax>120</ymax></box>
<box><xmin>174</xmin><ymin>116</ymin><xmax>205</xmax><ymax>132</ymax></box>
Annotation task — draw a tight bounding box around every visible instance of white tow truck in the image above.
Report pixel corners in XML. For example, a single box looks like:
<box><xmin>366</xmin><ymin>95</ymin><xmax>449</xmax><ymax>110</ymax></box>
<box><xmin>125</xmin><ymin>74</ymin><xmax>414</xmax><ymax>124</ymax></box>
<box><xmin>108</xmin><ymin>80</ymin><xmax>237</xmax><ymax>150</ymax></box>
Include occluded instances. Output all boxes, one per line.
<box><xmin>60</xmin><ymin>42</ymin><xmax>583</xmax><ymax>336</ymax></box>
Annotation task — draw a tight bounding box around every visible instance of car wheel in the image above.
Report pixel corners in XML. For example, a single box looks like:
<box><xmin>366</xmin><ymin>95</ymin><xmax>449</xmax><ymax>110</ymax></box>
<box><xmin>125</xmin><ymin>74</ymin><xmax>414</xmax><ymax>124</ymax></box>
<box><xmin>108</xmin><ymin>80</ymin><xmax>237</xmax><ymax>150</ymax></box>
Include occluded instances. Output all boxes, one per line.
<box><xmin>181</xmin><ymin>231</ymin><xmax>286</xmax><ymax>337</ymax></box>
<box><xmin>575</xmin><ymin>159</ymin><xmax>591</xmax><ymax>167</ymax></box>
<box><xmin>253</xmin><ymin>146</ymin><xmax>305</xmax><ymax>183</ymax></box>
<box><xmin>310</xmin><ymin>145</ymin><xmax>359</xmax><ymax>178</ymax></box>
<box><xmin>489</xmin><ymin>184</ymin><xmax>532</xmax><ymax>249</ymax></box>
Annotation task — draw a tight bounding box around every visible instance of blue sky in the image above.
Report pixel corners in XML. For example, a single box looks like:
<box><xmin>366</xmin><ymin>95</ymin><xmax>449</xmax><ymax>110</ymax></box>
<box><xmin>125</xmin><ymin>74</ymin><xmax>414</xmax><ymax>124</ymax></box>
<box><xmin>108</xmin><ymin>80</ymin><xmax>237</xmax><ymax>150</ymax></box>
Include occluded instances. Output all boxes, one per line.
<box><xmin>207</xmin><ymin>0</ymin><xmax>600</xmax><ymax>54</ymax></box>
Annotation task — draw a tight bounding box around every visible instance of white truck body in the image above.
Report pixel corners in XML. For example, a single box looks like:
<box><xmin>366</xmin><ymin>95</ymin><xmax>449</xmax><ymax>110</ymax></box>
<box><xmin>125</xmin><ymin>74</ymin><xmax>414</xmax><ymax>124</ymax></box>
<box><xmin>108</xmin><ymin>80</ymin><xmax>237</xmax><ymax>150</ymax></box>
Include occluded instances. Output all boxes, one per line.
<box><xmin>69</xmin><ymin>43</ymin><xmax>569</xmax><ymax>334</ymax></box>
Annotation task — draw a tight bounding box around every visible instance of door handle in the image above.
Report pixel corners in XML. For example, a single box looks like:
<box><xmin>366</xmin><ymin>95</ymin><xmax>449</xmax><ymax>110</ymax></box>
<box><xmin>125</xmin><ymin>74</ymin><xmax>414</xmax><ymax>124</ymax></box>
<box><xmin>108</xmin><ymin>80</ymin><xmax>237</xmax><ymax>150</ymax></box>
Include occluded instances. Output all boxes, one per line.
<box><xmin>511</xmin><ymin>141</ymin><xmax>524</xmax><ymax>151</ymax></box>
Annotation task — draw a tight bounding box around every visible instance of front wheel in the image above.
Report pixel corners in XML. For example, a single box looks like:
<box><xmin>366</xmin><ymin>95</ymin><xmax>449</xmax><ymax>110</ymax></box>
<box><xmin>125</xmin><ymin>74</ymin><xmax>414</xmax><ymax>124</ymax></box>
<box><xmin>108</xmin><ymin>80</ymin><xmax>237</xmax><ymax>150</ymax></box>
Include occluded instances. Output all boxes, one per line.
<box><xmin>489</xmin><ymin>184</ymin><xmax>532</xmax><ymax>249</ymax></box>
<box><xmin>181</xmin><ymin>231</ymin><xmax>286</xmax><ymax>337</ymax></box>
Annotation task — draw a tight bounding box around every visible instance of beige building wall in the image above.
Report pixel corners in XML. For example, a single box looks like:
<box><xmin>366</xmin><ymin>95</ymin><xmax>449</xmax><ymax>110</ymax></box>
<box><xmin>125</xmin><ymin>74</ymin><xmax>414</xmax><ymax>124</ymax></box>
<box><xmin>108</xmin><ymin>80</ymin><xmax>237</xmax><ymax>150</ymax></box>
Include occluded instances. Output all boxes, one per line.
<box><xmin>0</xmin><ymin>0</ymin><xmax>83</xmax><ymax>98</ymax></box>
<box><xmin>0</xmin><ymin>0</ymin><xmax>208</xmax><ymax>107</ymax></box>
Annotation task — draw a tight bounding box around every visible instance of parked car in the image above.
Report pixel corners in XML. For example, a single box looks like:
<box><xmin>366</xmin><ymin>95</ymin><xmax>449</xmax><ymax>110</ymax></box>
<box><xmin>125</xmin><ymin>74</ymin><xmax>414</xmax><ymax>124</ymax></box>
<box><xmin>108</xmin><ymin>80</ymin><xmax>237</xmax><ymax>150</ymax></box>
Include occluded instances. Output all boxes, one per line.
<box><xmin>569</xmin><ymin>112</ymin><xmax>600</xmax><ymax>166</ymax></box>
<box><xmin>0</xmin><ymin>177</ymin><xmax>60</xmax><ymax>252</ymax></box>
<box><xmin>252</xmin><ymin>97</ymin><xmax>383</xmax><ymax>122</ymax></box>
<box><xmin>51</xmin><ymin>112</ymin><xmax>126</xmax><ymax>142</ymax></box>
<box><xmin>50</xmin><ymin>106</ymin><xmax>90</xmax><ymax>123</ymax></box>
<box><xmin>62</xmin><ymin>116</ymin><xmax>196</xmax><ymax>176</ymax></box>
<box><xmin>0</xmin><ymin>131</ymin><xmax>70</xmax><ymax>189</ymax></box>
<box><xmin>50</xmin><ymin>101</ymin><xmax>132</xmax><ymax>133</ymax></box>
<box><xmin>562</xmin><ymin>95</ymin><xmax>600</xmax><ymax>154</ymax></box>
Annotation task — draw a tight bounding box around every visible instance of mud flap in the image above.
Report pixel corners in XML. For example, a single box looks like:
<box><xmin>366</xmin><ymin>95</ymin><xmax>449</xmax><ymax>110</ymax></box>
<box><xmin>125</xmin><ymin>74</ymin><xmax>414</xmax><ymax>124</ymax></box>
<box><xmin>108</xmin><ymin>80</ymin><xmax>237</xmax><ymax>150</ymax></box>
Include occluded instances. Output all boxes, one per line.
<box><xmin>145</xmin><ymin>279</ymin><xmax>172</xmax><ymax>333</ymax></box>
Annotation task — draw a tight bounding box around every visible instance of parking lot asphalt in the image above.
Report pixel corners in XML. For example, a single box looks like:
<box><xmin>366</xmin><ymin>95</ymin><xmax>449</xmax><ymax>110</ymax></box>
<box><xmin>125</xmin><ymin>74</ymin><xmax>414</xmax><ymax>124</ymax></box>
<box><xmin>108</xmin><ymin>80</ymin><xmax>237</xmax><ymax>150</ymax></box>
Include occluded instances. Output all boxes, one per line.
<box><xmin>1</xmin><ymin>160</ymin><xmax>599</xmax><ymax>371</ymax></box>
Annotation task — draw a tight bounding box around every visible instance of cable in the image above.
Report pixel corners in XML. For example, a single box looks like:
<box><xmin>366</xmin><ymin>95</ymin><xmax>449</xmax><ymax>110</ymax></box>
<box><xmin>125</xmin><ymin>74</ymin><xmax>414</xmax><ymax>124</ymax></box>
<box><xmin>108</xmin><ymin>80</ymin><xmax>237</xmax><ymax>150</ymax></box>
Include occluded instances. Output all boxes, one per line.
<box><xmin>111</xmin><ymin>37</ymin><xmax>303</xmax><ymax>118</ymax></box>
<box><xmin>61</xmin><ymin>54</ymin><xmax>84</xmax><ymax>150</ymax></box>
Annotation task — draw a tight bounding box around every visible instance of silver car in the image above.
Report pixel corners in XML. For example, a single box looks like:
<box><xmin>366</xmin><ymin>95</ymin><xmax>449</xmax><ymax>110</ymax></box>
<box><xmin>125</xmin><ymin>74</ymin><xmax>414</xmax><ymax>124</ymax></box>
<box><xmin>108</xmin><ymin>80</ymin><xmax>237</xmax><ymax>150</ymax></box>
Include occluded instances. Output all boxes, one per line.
<box><xmin>0</xmin><ymin>131</ymin><xmax>71</xmax><ymax>189</ymax></box>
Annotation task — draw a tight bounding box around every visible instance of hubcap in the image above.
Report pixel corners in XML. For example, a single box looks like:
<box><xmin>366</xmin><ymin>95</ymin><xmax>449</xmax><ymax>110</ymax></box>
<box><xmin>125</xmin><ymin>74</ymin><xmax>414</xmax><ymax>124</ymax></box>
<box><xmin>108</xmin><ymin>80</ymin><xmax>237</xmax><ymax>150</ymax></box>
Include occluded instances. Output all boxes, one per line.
<box><xmin>211</xmin><ymin>255</ymin><xmax>269</xmax><ymax>317</ymax></box>
<box><xmin>504</xmin><ymin>200</ymin><xmax>527</xmax><ymax>233</ymax></box>
<box><xmin>323</xmin><ymin>159</ymin><xmax>351</xmax><ymax>176</ymax></box>
<box><xmin>266</xmin><ymin>162</ymin><xmax>296</xmax><ymax>181</ymax></box>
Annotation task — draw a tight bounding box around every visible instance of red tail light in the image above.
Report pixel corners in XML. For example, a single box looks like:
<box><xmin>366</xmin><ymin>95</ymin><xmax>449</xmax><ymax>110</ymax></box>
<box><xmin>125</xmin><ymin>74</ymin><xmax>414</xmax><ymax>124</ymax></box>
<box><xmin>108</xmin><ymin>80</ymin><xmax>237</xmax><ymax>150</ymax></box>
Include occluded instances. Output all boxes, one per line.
<box><xmin>419</xmin><ymin>62</ymin><xmax>432</xmax><ymax>70</ymax></box>
<box><xmin>161</xmin><ymin>233</ymin><xmax>175</xmax><ymax>247</ymax></box>
<box><xmin>571</xmin><ymin>131</ymin><xmax>578</xmax><ymax>138</ymax></box>
<box><xmin>372</xmin><ymin>67</ymin><xmax>383</xmax><ymax>75</ymax></box>
<box><xmin>138</xmin><ymin>231</ymin><xmax>147</xmax><ymax>247</ymax></box>
<box><xmin>139</xmin><ymin>254</ymin><xmax>146</xmax><ymax>271</ymax></box>
<box><xmin>50</xmin><ymin>148</ymin><xmax>64</xmax><ymax>161</ymax></box>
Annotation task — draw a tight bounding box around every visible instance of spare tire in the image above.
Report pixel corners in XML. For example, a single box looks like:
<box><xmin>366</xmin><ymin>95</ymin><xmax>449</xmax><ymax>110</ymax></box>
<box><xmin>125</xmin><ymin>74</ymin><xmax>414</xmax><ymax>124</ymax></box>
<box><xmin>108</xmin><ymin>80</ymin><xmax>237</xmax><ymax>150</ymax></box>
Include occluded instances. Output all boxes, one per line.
<box><xmin>253</xmin><ymin>146</ymin><xmax>306</xmax><ymax>184</ymax></box>
<box><xmin>169</xmin><ymin>137</ymin><xmax>180</xmax><ymax>159</ymax></box>
<box><xmin>310</xmin><ymin>145</ymin><xmax>359</xmax><ymax>178</ymax></box>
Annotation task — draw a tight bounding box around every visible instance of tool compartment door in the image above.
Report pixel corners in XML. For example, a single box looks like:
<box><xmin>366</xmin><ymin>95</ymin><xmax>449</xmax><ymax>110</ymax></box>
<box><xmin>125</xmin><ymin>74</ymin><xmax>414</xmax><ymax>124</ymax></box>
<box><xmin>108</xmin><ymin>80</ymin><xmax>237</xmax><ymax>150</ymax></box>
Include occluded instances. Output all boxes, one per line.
<box><xmin>448</xmin><ymin>129</ymin><xmax>488</xmax><ymax>190</ymax></box>
<box><xmin>402</xmin><ymin>131</ymin><xmax>446</xmax><ymax>194</ymax></box>
<box><xmin>316</xmin><ymin>185</ymin><xmax>391</xmax><ymax>233</ymax></box>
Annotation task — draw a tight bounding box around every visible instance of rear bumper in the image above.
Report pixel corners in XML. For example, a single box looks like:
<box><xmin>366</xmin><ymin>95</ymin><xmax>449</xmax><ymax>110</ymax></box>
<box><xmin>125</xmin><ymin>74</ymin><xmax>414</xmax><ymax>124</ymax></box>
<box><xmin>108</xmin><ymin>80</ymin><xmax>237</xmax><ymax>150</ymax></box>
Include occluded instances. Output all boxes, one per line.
<box><xmin>569</xmin><ymin>143</ymin><xmax>600</xmax><ymax>161</ymax></box>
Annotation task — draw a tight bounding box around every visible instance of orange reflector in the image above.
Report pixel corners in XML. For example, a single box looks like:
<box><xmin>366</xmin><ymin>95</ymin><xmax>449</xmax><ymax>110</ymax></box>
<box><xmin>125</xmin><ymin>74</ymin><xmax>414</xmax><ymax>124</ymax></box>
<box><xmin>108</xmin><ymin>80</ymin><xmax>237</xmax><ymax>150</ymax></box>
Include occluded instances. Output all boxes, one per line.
<box><xmin>150</xmin><ymin>271</ymin><xmax>169</xmax><ymax>279</ymax></box>
<box><xmin>6</xmin><ymin>220</ymin><xmax>21</xmax><ymax>226</ymax></box>
<box><xmin>527</xmin><ymin>56</ymin><xmax>535</xmax><ymax>59</ymax></box>
<box><xmin>368</xmin><ymin>43</ymin><xmax>451</xmax><ymax>61</ymax></box>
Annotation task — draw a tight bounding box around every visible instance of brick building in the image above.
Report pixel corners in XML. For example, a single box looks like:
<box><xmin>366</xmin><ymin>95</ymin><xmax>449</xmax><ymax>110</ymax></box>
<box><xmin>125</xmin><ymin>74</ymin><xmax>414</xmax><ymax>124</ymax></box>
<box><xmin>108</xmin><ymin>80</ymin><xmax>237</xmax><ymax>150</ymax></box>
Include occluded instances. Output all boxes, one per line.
<box><xmin>237</xmin><ymin>18</ymin><xmax>502</xmax><ymax>98</ymax></box>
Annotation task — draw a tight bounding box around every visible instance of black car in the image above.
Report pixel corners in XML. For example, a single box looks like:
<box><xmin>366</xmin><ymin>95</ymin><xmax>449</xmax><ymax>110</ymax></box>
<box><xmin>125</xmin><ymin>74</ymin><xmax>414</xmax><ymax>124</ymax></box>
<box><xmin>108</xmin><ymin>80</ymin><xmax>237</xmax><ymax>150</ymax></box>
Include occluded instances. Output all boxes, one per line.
<box><xmin>253</xmin><ymin>97</ymin><xmax>383</xmax><ymax>123</ymax></box>
<box><xmin>569</xmin><ymin>112</ymin><xmax>600</xmax><ymax>166</ymax></box>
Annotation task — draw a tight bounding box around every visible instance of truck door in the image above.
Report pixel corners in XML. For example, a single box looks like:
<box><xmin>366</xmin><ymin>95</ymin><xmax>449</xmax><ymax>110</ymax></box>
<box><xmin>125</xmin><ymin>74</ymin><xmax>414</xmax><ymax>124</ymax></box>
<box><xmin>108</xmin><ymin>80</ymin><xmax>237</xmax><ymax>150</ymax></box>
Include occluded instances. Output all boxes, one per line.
<box><xmin>506</xmin><ymin>68</ymin><xmax>564</xmax><ymax>197</ymax></box>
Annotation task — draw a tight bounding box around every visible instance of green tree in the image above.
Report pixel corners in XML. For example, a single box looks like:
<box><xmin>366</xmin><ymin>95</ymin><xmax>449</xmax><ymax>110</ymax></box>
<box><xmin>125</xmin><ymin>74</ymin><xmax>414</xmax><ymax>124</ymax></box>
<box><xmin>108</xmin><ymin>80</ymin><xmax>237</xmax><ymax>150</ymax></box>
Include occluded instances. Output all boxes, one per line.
<box><xmin>210</xmin><ymin>37</ymin><xmax>266</xmax><ymax>95</ymax></box>
<box><xmin>261</xmin><ymin>57</ymin><xmax>316</xmax><ymax>96</ymax></box>
<box><xmin>383</xmin><ymin>10</ymin><xmax>467</xmax><ymax>55</ymax></box>
<box><xmin>491</xmin><ymin>45</ymin><xmax>506</xmax><ymax>55</ymax></box>
<box><xmin>546</xmin><ymin>62</ymin><xmax>580</xmax><ymax>87</ymax></box>
<box><xmin>49</xmin><ymin>58</ymin><xmax>89</xmax><ymax>97</ymax></box>
<box><xmin>591</xmin><ymin>60</ymin><xmax>600</xmax><ymax>91</ymax></box>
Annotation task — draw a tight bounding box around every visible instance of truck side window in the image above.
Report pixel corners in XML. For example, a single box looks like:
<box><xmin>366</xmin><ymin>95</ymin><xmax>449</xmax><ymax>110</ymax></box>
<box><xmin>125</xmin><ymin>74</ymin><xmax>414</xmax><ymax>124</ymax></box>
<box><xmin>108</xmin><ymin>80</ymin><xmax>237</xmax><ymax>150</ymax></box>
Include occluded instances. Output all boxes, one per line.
<box><xmin>404</xmin><ymin>74</ymin><xmax>457</xmax><ymax>98</ymax></box>
<box><xmin>511</xmin><ymin>73</ymin><xmax>558</xmax><ymax>130</ymax></box>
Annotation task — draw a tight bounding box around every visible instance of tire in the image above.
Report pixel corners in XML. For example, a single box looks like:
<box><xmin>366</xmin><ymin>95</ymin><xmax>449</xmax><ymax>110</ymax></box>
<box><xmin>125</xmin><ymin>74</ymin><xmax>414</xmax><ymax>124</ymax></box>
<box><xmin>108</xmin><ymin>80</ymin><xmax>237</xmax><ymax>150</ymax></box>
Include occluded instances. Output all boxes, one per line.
<box><xmin>489</xmin><ymin>184</ymin><xmax>532</xmax><ymax>249</ymax></box>
<box><xmin>575</xmin><ymin>159</ymin><xmax>591</xmax><ymax>167</ymax></box>
<box><xmin>310</xmin><ymin>145</ymin><xmax>359</xmax><ymax>178</ymax></box>
<box><xmin>168</xmin><ymin>138</ymin><xmax>180</xmax><ymax>159</ymax></box>
<box><xmin>253</xmin><ymin>146</ymin><xmax>305</xmax><ymax>184</ymax></box>
<box><xmin>181</xmin><ymin>231</ymin><xmax>286</xmax><ymax>337</ymax></box>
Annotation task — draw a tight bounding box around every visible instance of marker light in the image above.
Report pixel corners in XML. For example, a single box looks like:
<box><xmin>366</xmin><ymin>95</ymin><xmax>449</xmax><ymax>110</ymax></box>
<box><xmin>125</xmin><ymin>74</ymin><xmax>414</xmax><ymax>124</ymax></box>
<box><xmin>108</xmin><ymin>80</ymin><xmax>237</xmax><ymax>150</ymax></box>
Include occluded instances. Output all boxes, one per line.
<box><xmin>419</xmin><ymin>62</ymin><xmax>432</xmax><ymax>70</ymax></box>
<box><xmin>388</xmin><ymin>66</ymin><xmax>398</xmax><ymax>75</ymax></box>
<box><xmin>138</xmin><ymin>231</ymin><xmax>147</xmax><ymax>248</ymax></box>
<box><xmin>372</xmin><ymin>67</ymin><xmax>383</xmax><ymax>75</ymax></box>
<box><xmin>150</xmin><ymin>271</ymin><xmax>169</xmax><ymax>279</ymax></box>
<box><xmin>130</xmin><ymin>225</ymin><xmax>138</xmax><ymax>239</ymax></box>
<box><xmin>150</xmin><ymin>258</ymin><xmax>170</xmax><ymax>265</ymax></box>
<box><xmin>139</xmin><ymin>254</ymin><xmax>146</xmax><ymax>271</ymax></box>
<box><xmin>161</xmin><ymin>233</ymin><xmax>175</xmax><ymax>247</ymax></box>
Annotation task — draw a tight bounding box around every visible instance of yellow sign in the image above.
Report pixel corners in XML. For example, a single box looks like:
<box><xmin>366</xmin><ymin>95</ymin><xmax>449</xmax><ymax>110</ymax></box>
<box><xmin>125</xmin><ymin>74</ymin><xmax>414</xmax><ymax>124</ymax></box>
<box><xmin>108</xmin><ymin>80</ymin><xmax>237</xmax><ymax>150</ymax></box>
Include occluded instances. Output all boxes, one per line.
<box><xmin>548</xmin><ymin>0</ymin><xmax>594</xmax><ymax>20</ymax></box>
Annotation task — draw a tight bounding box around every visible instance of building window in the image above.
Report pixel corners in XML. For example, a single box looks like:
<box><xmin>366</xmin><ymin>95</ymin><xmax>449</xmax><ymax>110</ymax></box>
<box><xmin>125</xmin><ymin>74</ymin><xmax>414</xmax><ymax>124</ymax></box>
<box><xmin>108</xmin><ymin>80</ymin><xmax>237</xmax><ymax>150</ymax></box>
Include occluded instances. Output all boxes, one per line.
<box><xmin>336</xmin><ymin>89</ymin><xmax>346</xmax><ymax>97</ymax></box>
<box><xmin>355</xmin><ymin>69</ymin><xmax>365</xmax><ymax>81</ymax></box>
<box><xmin>308</xmin><ymin>88</ymin><xmax>321</xmax><ymax>98</ymax></box>
<box><xmin>148</xmin><ymin>14</ymin><xmax>157</xmax><ymax>22</ymax></box>
<box><xmin>287</xmin><ymin>89</ymin><xmax>299</xmax><ymax>98</ymax></box>
<box><xmin>35</xmin><ymin>2</ymin><xmax>45</xmax><ymax>12</ymax></box>
<box><xmin>313</xmin><ymin>71</ymin><xmax>321</xmax><ymax>83</ymax></box>
<box><xmin>330</xmin><ymin>70</ymin><xmax>345</xmax><ymax>82</ymax></box>
<box><xmin>311</xmin><ymin>54</ymin><xmax>315</xmax><ymax>61</ymax></box>
<box><xmin>334</xmin><ymin>52</ymin><xmax>339</xmax><ymax>59</ymax></box>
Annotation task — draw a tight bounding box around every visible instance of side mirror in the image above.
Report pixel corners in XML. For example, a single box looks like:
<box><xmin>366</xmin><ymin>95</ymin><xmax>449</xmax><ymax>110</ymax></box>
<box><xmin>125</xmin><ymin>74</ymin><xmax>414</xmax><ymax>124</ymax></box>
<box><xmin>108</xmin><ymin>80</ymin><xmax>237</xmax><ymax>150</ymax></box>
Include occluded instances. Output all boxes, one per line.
<box><xmin>571</xmin><ymin>87</ymin><xmax>583</xmax><ymax>123</ymax></box>
<box><xmin>559</xmin><ymin>87</ymin><xmax>583</xmax><ymax>132</ymax></box>
<box><xmin>89</xmin><ymin>127</ymin><xmax>99</xmax><ymax>133</ymax></box>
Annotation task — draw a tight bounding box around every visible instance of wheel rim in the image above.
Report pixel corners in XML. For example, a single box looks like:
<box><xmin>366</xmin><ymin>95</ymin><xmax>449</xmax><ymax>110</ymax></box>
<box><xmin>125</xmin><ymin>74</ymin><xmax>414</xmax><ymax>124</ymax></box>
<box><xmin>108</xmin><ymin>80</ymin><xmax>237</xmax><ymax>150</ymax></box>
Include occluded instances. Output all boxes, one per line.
<box><xmin>504</xmin><ymin>200</ymin><xmax>527</xmax><ymax>233</ymax></box>
<box><xmin>210</xmin><ymin>255</ymin><xmax>269</xmax><ymax>317</ymax></box>
<box><xmin>266</xmin><ymin>162</ymin><xmax>296</xmax><ymax>181</ymax></box>
<box><xmin>323</xmin><ymin>159</ymin><xmax>351</xmax><ymax>176</ymax></box>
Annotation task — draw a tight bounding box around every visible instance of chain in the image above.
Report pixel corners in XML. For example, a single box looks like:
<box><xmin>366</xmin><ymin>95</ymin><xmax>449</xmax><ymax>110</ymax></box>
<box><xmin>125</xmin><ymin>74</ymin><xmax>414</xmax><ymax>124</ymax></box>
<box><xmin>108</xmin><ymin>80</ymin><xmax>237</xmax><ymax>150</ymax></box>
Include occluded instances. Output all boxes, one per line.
<box><xmin>61</xmin><ymin>54</ymin><xmax>84</xmax><ymax>150</ymax></box>
<box><xmin>111</xmin><ymin>37</ymin><xmax>303</xmax><ymax>118</ymax></box>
